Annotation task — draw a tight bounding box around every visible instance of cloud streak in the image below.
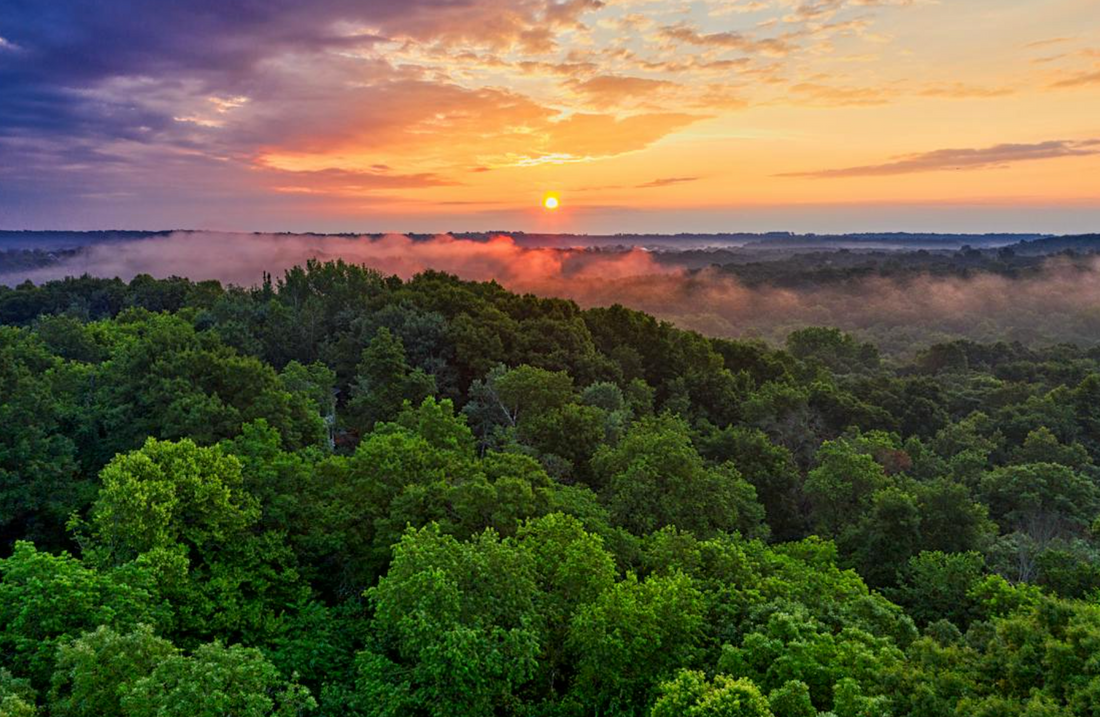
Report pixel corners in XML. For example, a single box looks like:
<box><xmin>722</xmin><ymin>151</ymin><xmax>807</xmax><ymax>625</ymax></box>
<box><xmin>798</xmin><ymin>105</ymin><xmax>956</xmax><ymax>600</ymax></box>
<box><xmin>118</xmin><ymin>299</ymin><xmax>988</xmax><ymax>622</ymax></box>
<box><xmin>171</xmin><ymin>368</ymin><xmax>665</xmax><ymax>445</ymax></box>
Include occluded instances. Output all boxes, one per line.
<box><xmin>658</xmin><ymin>24</ymin><xmax>793</xmax><ymax>57</ymax></box>
<box><xmin>781</xmin><ymin>139</ymin><xmax>1100</xmax><ymax>178</ymax></box>
<box><xmin>1051</xmin><ymin>71</ymin><xmax>1100</xmax><ymax>89</ymax></box>
<box><xmin>636</xmin><ymin>177</ymin><xmax>700</xmax><ymax>188</ymax></box>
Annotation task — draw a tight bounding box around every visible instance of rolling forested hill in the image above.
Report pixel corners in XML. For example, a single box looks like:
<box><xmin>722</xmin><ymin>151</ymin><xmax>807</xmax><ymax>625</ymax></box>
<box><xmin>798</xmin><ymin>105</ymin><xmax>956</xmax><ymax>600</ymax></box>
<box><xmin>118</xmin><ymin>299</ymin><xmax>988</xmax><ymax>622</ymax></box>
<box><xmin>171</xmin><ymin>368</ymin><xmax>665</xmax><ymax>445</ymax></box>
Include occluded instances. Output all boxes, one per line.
<box><xmin>3</xmin><ymin>260</ymin><xmax>1100</xmax><ymax>716</ymax></box>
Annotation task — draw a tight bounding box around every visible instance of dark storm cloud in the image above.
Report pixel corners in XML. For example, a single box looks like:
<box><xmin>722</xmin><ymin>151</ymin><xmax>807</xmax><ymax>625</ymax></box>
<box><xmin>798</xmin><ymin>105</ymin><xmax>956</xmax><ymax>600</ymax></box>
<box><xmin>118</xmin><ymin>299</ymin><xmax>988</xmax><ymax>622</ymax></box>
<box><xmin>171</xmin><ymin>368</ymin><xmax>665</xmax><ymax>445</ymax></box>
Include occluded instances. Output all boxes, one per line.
<box><xmin>0</xmin><ymin>0</ymin><xmax>517</xmax><ymax>87</ymax></box>
<box><xmin>0</xmin><ymin>0</ymin><xmax>379</xmax><ymax>144</ymax></box>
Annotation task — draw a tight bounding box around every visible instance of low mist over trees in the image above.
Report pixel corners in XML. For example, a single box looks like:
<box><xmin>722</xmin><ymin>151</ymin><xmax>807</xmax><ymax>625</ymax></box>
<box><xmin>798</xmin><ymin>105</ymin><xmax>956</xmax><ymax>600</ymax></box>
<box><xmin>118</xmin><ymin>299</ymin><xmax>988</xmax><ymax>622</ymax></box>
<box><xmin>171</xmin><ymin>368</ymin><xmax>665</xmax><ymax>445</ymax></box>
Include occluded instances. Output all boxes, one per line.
<box><xmin>4</xmin><ymin>232</ymin><xmax>1100</xmax><ymax>358</ymax></box>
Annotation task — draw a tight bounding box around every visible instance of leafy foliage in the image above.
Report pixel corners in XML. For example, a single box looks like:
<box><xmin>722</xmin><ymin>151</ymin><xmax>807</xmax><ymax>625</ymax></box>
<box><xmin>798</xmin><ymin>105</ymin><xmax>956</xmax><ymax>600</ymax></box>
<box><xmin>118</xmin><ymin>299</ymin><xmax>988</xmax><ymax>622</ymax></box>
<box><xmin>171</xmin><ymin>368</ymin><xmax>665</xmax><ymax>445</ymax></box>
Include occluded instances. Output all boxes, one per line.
<box><xmin>3</xmin><ymin>260</ymin><xmax>1100</xmax><ymax>716</ymax></box>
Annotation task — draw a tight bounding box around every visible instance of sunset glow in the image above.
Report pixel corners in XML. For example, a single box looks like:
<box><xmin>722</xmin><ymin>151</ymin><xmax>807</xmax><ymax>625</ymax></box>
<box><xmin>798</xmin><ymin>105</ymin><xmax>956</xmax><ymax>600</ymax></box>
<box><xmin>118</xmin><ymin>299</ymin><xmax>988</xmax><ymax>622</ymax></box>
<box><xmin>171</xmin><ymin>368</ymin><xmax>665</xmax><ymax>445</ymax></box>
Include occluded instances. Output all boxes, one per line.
<box><xmin>1</xmin><ymin>0</ymin><xmax>1098</xmax><ymax>232</ymax></box>
<box><xmin>543</xmin><ymin>195</ymin><xmax>560</xmax><ymax>211</ymax></box>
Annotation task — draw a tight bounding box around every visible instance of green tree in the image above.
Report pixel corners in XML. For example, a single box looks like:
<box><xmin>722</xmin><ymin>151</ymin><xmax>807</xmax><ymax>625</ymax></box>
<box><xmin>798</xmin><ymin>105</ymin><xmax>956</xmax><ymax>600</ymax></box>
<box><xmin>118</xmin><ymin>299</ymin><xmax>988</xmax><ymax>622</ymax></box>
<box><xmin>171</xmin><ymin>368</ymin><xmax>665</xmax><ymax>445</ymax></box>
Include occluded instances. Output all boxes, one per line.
<box><xmin>122</xmin><ymin>641</ymin><xmax>314</xmax><ymax>717</ymax></box>
<box><xmin>786</xmin><ymin>327</ymin><xmax>879</xmax><ymax>375</ymax></box>
<box><xmin>82</xmin><ymin>438</ymin><xmax>307</xmax><ymax>643</ymax></box>
<box><xmin>767</xmin><ymin>681</ymin><xmax>816</xmax><ymax>717</ymax></box>
<box><xmin>841</xmin><ymin>487</ymin><xmax>923</xmax><ymax>587</ymax></box>
<box><xmin>718</xmin><ymin>610</ymin><xmax>901</xmax><ymax>713</ymax></box>
<box><xmin>347</xmin><ymin>327</ymin><xmax>435</xmax><ymax>434</ymax></box>
<box><xmin>87</xmin><ymin>438</ymin><xmax>259</xmax><ymax>562</ymax></box>
<box><xmin>979</xmin><ymin>463</ymin><xmax>1100</xmax><ymax>538</ymax></box>
<box><xmin>356</xmin><ymin>526</ymin><xmax>541</xmax><ymax>717</ymax></box>
<box><xmin>1072</xmin><ymin>374</ymin><xmax>1100</xmax><ymax>451</ymax></box>
<box><xmin>518</xmin><ymin>514</ymin><xmax>617</xmax><ymax>700</ymax></box>
<box><xmin>0</xmin><ymin>669</ymin><xmax>37</xmax><ymax>717</ymax></box>
<box><xmin>915</xmin><ymin>479</ymin><xmax>996</xmax><ymax>555</ymax></box>
<box><xmin>1011</xmin><ymin>427</ymin><xmax>1092</xmax><ymax>470</ymax></box>
<box><xmin>0</xmin><ymin>543</ymin><xmax>162</xmax><ymax>691</ymax></box>
<box><xmin>521</xmin><ymin>402</ymin><xmax>607</xmax><ymax>482</ymax></box>
<box><xmin>89</xmin><ymin>310</ymin><xmax>325</xmax><ymax>461</ymax></box>
<box><xmin>804</xmin><ymin>439</ymin><xmax>890</xmax><ymax>536</ymax></box>
<box><xmin>493</xmin><ymin>364</ymin><xmax>575</xmax><ymax>427</ymax></box>
<box><xmin>49</xmin><ymin>624</ymin><xmax>177</xmax><ymax>717</ymax></box>
<box><xmin>697</xmin><ymin>425</ymin><xmax>805</xmax><ymax>541</ymax></box>
<box><xmin>651</xmin><ymin>670</ymin><xmax>773</xmax><ymax>717</ymax></box>
<box><xmin>889</xmin><ymin>551</ymin><xmax>986</xmax><ymax>628</ymax></box>
<box><xmin>0</xmin><ymin>326</ymin><xmax>84</xmax><ymax>548</ymax></box>
<box><xmin>594</xmin><ymin>415</ymin><xmax>765</xmax><ymax>538</ymax></box>
<box><xmin>279</xmin><ymin>361</ymin><xmax>336</xmax><ymax>443</ymax></box>
<box><xmin>568</xmin><ymin>571</ymin><xmax>705</xmax><ymax>715</ymax></box>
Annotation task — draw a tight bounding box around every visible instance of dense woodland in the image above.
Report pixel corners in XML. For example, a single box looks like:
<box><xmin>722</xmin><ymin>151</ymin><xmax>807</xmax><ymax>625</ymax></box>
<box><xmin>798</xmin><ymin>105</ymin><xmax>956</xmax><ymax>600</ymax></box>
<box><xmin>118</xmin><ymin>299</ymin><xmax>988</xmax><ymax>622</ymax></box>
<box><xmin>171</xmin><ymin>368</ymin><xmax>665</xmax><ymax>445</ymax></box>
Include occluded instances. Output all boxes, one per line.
<box><xmin>3</xmin><ymin>260</ymin><xmax>1100</xmax><ymax>716</ymax></box>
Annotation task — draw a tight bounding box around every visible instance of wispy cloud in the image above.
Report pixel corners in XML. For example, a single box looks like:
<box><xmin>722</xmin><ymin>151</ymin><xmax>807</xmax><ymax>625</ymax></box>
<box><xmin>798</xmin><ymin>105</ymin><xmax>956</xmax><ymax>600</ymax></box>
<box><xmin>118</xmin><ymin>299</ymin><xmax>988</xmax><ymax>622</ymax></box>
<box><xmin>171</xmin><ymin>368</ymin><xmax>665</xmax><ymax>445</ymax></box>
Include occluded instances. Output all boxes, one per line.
<box><xmin>1025</xmin><ymin>36</ymin><xmax>1074</xmax><ymax>49</ymax></box>
<box><xmin>918</xmin><ymin>82</ymin><xmax>1015</xmax><ymax>99</ymax></box>
<box><xmin>566</xmin><ymin>75</ymin><xmax>676</xmax><ymax>108</ymax></box>
<box><xmin>788</xmin><ymin>82</ymin><xmax>893</xmax><ymax>106</ymax></box>
<box><xmin>264</xmin><ymin>167</ymin><xmax>456</xmax><ymax>195</ymax></box>
<box><xmin>1050</xmin><ymin>70</ymin><xmax>1100</xmax><ymax>88</ymax></box>
<box><xmin>781</xmin><ymin>139</ymin><xmax>1100</xmax><ymax>178</ymax></box>
<box><xmin>658</xmin><ymin>23</ymin><xmax>792</xmax><ymax>56</ymax></box>
<box><xmin>636</xmin><ymin>176</ymin><xmax>700</xmax><ymax>188</ymax></box>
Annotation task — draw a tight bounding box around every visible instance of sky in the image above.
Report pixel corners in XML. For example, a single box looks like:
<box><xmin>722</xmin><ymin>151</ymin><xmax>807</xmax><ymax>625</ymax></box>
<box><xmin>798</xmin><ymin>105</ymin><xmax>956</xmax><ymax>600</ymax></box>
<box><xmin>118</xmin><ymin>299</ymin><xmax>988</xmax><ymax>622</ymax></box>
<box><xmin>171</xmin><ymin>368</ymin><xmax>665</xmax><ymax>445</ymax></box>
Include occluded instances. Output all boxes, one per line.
<box><xmin>0</xmin><ymin>0</ymin><xmax>1098</xmax><ymax>234</ymax></box>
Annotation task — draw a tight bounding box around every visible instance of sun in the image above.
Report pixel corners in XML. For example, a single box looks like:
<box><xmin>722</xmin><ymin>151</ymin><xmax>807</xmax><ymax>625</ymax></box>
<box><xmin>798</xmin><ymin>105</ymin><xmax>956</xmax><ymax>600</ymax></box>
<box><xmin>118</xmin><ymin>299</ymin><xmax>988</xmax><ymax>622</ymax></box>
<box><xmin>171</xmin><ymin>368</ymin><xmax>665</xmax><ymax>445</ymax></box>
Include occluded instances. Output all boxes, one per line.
<box><xmin>542</xmin><ymin>193</ymin><xmax>560</xmax><ymax>210</ymax></box>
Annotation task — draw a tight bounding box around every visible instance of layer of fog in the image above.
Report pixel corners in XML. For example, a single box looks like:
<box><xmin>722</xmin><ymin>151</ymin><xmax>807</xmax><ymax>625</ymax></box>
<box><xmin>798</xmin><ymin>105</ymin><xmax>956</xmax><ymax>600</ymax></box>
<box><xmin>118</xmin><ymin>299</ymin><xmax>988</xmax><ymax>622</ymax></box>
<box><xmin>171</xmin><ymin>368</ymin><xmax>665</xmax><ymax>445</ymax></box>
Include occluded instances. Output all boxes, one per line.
<box><xmin>6</xmin><ymin>231</ymin><xmax>1100</xmax><ymax>354</ymax></box>
<box><xmin>5</xmin><ymin>232</ymin><xmax>673</xmax><ymax>288</ymax></box>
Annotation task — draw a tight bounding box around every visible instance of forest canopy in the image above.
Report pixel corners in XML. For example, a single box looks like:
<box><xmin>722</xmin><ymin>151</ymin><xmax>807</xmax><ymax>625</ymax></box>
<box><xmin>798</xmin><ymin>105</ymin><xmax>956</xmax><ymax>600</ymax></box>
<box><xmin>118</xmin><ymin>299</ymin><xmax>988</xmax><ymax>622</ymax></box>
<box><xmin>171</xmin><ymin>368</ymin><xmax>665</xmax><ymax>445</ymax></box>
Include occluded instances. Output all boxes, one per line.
<box><xmin>3</xmin><ymin>259</ymin><xmax>1100</xmax><ymax>716</ymax></box>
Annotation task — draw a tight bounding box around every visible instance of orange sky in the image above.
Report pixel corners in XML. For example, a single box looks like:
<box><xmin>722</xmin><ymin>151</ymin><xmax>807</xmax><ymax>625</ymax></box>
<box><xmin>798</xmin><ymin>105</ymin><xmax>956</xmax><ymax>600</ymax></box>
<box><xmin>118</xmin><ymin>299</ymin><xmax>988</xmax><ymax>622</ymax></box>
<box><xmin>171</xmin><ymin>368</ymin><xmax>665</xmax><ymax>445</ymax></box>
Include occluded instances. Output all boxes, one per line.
<box><xmin>1</xmin><ymin>0</ymin><xmax>1098</xmax><ymax>232</ymax></box>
